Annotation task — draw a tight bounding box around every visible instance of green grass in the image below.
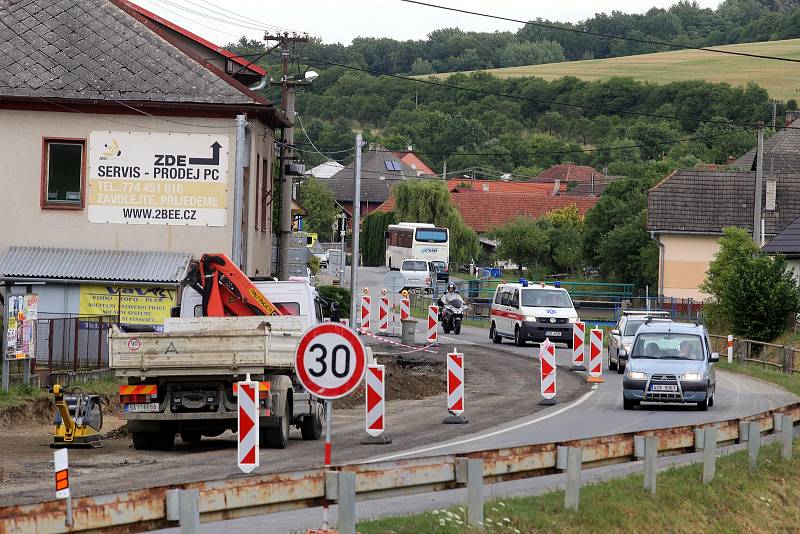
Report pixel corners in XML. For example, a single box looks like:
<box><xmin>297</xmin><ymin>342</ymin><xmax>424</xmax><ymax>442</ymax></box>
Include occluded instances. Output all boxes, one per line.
<box><xmin>358</xmin><ymin>439</ymin><xmax>800</xmax><ymax>533</ymax></box>
<box><xmin>0</xmin><ymin>375</ymin><xmax>124</xmax><ymax>411</ymax></box>
<box><xmin>434</xmin><ymin>38</ymin><xmax>800</xmax><ymax>101</ymax></box>
<box><xmin>717</xmin><ymin>361</ymin><xmax>800</xmax><ymax>397</ymax></box>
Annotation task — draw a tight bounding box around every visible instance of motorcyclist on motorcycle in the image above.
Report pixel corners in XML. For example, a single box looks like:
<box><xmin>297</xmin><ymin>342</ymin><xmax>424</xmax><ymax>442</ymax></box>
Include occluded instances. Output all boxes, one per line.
<box><xmin>442</xmin><ymin>283</ymin><xmax>461</xmax><ymax>305</ymax></box>
<box><xmin>438</xmin><ymin>283</ymin><xmax>465</xmax><ymax>335</ymax></box>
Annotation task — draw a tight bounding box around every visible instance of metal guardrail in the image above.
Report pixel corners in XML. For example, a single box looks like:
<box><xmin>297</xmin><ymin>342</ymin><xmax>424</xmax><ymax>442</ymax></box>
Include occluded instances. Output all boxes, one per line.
<box><xmin>3</xmin><ymin>402</ymin><xmax>798</xmax><ymax>533</ymax></box>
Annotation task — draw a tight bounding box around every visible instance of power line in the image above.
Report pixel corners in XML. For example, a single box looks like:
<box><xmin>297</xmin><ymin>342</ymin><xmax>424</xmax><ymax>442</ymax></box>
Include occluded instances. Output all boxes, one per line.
<box><xmin>113</xmin><ymin>100</ymin><xmax>241</xmax><ymax>129</ymax></box>
<box><xmin>145</xmin><ymin>0</ymin><xmax>267</xmax><ymax>32</ymax></box>
<box><xmin>401</xmin><ymin>0</ymin><xmax>800</xmax><ymax>64</ymax></box>
<box><xmin>189</xmin><ymin>0</ymin><xmax>297</xmax><ymax>33</ymax></box>
<box><xmin>140</xmin><ymin>0</ymin><xmax>246</xmax><ymax>39</ymax></box>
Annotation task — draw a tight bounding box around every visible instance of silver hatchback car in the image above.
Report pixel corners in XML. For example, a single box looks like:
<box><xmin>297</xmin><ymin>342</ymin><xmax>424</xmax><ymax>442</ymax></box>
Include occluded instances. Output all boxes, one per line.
<box><xmin>622</xmin><ymin>321</ymin><xmax>719</xmax><ymax>411</ymax></box>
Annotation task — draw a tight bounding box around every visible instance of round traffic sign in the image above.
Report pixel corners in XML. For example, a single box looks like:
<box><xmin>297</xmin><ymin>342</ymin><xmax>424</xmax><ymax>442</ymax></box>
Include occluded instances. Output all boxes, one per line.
<box><xmin>383</xmin><ymin>271</ymin><xmax>407</xmax><ymax>293</ymax></box>
<box><xmin>295</xmin><ymin>323</ymin><xmax>367</xmax><ymax>399</ymax></box>
<box><xmin>127</xmin><ymin>338</ymin><xmax>141</xmax><ymax>351</ymax></box>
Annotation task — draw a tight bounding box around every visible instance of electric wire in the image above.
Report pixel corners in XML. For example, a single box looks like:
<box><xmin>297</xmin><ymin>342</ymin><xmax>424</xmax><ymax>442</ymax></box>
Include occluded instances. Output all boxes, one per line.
<box><xmin>401</xmin><ymin>0</ymin><xmax>800</xmax><ymax>64</ymax></box>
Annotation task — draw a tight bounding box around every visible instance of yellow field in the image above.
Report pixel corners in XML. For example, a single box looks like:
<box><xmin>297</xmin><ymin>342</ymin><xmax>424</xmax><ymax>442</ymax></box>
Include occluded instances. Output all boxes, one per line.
<box><xmin>447</xmin><ymin>38</ymin><xmax>800</xmax><ymax>101</ymax></box>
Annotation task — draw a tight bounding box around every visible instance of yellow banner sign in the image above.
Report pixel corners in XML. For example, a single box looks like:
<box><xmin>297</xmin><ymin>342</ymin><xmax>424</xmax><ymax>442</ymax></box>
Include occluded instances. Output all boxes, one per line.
<box><xmin>79</xmin><ymin>286</ymin><xmax>176</xmax><ymax>327</ymax></box>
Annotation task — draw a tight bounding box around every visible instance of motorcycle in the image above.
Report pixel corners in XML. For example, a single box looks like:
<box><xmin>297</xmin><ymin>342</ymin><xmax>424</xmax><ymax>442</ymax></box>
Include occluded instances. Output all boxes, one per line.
<box><xmin>438</xmin><ymin>296</ymin><xmax>465</xmax><ymax>335</ymax></box>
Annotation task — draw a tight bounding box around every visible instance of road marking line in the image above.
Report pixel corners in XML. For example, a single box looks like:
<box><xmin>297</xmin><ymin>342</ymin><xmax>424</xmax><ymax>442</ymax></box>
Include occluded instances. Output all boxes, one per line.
<box><xmin>366</xmin><ymin>386</ymin><xmax>597</xmax><ymax>463</ymax></box>
<box><xmin>440</xmin><ymin>335</ymin><xmax>479</xmax><ymax>346</ymax></box>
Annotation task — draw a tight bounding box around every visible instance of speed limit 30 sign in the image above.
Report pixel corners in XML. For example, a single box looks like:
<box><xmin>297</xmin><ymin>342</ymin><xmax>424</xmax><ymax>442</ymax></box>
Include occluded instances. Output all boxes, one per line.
<box><xmin>295</xmin><ymin>323</ymin><xmax>367</xmax><ymax>399</ymax></box>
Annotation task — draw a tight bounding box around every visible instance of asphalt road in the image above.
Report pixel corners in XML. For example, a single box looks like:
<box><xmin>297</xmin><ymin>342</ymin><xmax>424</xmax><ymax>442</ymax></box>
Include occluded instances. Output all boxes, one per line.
<box><xmin>346</xmin><ymin>267</ymin><xmax>798</xmax><ymax>460</ymax></box>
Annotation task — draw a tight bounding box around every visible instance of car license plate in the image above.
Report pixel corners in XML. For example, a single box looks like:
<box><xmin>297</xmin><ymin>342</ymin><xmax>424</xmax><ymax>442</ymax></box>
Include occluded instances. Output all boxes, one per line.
<box><xmin>546</xmin><ymin>331</ymin><xmax>561</xmax><ymax>337</ymax></box>
<box><xmin>124</xmin><ymin>402</ymin><xmax>159</xmax><ymax>413</ymax></box>
<box><xmin>651</xmin><ymin>385</ymin><xmax>677</xmax><ymax>392</ymax></box>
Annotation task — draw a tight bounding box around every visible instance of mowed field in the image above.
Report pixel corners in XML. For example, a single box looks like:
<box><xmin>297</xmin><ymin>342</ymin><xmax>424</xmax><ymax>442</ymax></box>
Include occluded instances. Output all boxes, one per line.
<box><xmin>445</xmin><ymin>38</ymin><xmax>800</xmax><ymax>101</ymax></box>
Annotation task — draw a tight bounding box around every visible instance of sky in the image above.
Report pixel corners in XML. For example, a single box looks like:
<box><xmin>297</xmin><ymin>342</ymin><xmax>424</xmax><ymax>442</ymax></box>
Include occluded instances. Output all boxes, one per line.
<box><xmin>135</xmin><ymin>0</ymin><xmax>723</xmax><ymax>47</ymax></box>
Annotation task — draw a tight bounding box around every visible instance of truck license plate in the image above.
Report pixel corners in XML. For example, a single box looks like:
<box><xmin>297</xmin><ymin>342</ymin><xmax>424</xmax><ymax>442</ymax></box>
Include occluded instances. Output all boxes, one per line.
<box><xmin>546</xmin><ymin>331</ymin><xmax>561</xmax><ymax>337</ymax></box>
<box><xmin>651</xmin><ymin>385</ymin><xmax>677</xmax><ymax>392</ymax></box>
<box><xmin>124</xmin><ymin>402</ymin><xmax>159</xmax><ymax>413</ymax></box>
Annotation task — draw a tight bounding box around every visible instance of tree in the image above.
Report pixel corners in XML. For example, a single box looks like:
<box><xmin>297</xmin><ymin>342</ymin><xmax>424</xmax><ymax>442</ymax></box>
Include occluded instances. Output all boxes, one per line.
<box><xmin>392</xmin><ymin>180</ymin><xmax>480</xmax><ymax>264</ymax></box>
<box><xmin>544</xmin><ymin>205</ymin><xmax>585</xmax><ymax>275</ymax></box>
<box><xmin>701</xmin><ymin>227</ymin><xmax>800</xmax><ymax>341</ymax></box>
<box><xmin>297</xmin><ymin>177</ymin><xmax>339</xmax><ymax>242</ymax></box>
<box><xmin>361</xmin><ymin>210</ymin><xmax>396</xmax><ymax>267</ymax></box>
<box><xmin>491</xmin><ymin>217</ymin><xmax>549</xmax><ymax>275</ymax></box>
<box><xmin>410</xmin><ymin>57</ymin><xmax>434</xmax><ymax>75</ymax></box>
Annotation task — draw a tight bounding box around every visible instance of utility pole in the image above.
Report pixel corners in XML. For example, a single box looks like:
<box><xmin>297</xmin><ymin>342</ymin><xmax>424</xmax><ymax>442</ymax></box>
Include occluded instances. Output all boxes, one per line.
<box><xmin>267</xmin><ymin>32</ymin><xmax>310</xmax><ymax>280</ymax></box>
<box><xmin>349</xmin><ymin>133</ymin><xmax>363</xmax><ymax>330</ymax></box>
<box><xmin>753</xmin><ymin>122</ymin><xmax>764</xmax><ymax>245</ymax></box>
<box><xmin>442</xmin><ymin>159</ymin><xmax>447</xmax><ymax>181</ymax></box>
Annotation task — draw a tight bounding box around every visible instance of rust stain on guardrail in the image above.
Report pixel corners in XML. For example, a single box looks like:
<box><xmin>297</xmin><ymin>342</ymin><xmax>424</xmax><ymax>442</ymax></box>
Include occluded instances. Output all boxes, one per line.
<box><xmin>2</xmin><ymin>401</ymin><xmax>799</xmax><ymax>533</ymax></box>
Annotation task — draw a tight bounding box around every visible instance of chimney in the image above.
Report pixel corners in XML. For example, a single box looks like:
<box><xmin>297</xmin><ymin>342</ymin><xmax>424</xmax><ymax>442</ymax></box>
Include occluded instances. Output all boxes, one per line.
<box><xmin>766</xmin><ymin>178</ymin><xmax>776</xmax><ymax>211</ymax></box>
<box><xmin>482</xmin><ymin>183</ymin><xmax>489</xmax><ymax>192</ymax></box>
<box><xmin>406</xmin><ymin>144</ymin><xmax>413</xmax><ymax>151</ymax></box>
<box><xmin>553</xmin><ymin>179</ymin><xmax>560</xmax><ymax>196</ymax></box>
<box><xmin>786</xmin><ymin>110</ymin><xmax>800</xmax><ymax>126</ymax></box>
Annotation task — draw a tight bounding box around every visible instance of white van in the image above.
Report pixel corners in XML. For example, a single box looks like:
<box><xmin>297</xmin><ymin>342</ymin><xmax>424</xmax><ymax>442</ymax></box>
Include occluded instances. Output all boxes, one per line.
<box><xmin>489</xmin><ymin>281</ymin><xmax>578</xmax><ymax>347</ymax></box>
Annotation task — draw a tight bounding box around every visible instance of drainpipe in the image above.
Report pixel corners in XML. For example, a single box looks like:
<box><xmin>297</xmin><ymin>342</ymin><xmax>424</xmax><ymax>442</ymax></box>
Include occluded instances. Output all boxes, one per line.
<box><xmin>651</xmin><ymin>231</ymin><xmax>665</xmax><ymax>297</ymax></box>
<box><xmin>249</xmin><ymin>76</ymin><xmax>268</xmax><ymax>91</ymax></box>
<box><xmin>232</xmin><ymin>114</ymin><xmax>248</xmax><ymax>268</ymax></box>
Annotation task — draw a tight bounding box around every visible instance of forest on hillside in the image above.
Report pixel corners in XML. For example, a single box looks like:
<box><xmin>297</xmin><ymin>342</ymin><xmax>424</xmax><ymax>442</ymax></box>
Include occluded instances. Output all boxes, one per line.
<box><xmin>231</xmin><ymin>0</ymin><xmax>800</xmax><ymax>76</ymax></box>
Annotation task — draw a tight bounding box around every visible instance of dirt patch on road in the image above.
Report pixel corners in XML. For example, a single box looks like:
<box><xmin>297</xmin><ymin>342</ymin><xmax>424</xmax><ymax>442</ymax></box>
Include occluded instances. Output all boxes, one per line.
<box><xmin>338</xmin><ymin>353</ymin><xmax>446</xmax><ymax>409</ymax></box>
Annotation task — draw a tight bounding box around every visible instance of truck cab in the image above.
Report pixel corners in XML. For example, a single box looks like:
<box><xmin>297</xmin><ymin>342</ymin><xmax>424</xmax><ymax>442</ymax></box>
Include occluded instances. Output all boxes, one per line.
<box><xmin>179</xmin><ymin>279</ymin><xmax>325</xmax><ymax>322</ymax></box>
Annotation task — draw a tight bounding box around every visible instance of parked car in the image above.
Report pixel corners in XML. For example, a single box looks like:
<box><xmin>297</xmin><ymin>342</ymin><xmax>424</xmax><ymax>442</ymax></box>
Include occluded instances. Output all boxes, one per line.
<box><xmin>489</xmin><ymin>280</ymin><xmax>578</xmax><ymax>347</ymax></box>
<box><xmin>609</xmin><ymin>311</ymin><xmax>672</xmax><ymax>373</ymax></box>
<box><xmin>622</xmin><ymin>321</ymin><xmax>719</xmax><ymax>411</ymax></box>
<box><xmin>431</xmin><ymin>260</ymin><xmax>449</xmax><ymax>284</ymax></box>
<box><xmin>399</xmin><ymin>259</ymin><xmax>435</xmax><ymax>292</ymax></box>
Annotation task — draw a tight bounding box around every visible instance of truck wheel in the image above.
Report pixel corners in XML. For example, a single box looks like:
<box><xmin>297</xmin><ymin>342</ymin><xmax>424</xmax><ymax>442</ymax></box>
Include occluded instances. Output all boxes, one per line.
<box><xmin>490</xmin><ymin>323</ymin><xmax>502</xmax><ymax>344</ymax></box>
<box><xmin>181</xmin><ymin>430</ymin><xmax>202</xmax><ymax>444</ymax></box>
<box><xmin>264</xmin><ymin>401</ymin><xmax>290</xmax><ymax>449</ymax></box>
<box><xmin>454</xmin><ymin>319</ymin><xmax>461</xmax><ymax>335</ymax></box>
<box><xmin>301</xmin><ymin>405</ymin><xmax>323</xmax><ymax>441</ymax></box>
<box><xmin>132</xmin><ymin>432</ymin><xmax>153</xmax><ymax>450</ymax></box>
<box><xmin>609</xmin><ymin>356</ymin><xmax>618</xmax><ymax>371</ymax></box>
<box><xmin>152</xmin><ymin>432</ymin><xmax>175</xmax><ymax>451</ymax></box>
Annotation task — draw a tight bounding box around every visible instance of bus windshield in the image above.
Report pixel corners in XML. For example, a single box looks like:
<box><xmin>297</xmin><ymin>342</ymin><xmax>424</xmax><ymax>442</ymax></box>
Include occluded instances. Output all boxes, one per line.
<box><xmin>415</xmin><ymin>228</ymin><xmax>448</xmax><ymax>243</ymax></box>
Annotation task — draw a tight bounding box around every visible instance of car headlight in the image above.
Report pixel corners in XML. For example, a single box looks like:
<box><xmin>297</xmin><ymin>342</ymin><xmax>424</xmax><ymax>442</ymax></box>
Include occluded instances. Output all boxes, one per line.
<box><xmin>568</xmin><ymin>317</ymin><xmax>577</xmax><ymax>323</ymax></box>
<box><xmin>525</xmin><ymin>316</ymin><xmax>537</xmax><ymax>322</ymax></box>
<box><xmin>626</xmin><ymin>370</ymin><xmax>648</xmax><ymax>380</ymax></box>
<box><xmin>681</xmin><ymin>373</ymin><xmax>704</xmax><ymax>381</ymax></box>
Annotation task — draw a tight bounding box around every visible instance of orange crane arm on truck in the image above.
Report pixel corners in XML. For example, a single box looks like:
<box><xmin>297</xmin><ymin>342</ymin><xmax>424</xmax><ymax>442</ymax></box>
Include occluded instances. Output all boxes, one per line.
<box><xmin>182</xmin><ymin>253</ymin><xmax>283</xmax><ymax>317</ymax></box>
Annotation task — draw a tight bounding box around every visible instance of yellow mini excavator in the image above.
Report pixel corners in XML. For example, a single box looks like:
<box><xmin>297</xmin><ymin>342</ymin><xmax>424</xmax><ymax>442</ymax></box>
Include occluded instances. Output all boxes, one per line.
<box><xmin>51</xmin><ymin>384</ymin><xmax>103</xmax><ymax>448</ymax></box>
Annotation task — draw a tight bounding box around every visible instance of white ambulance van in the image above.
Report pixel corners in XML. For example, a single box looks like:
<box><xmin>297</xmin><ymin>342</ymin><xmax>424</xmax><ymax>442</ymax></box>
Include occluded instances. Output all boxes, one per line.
<box><xmin>489</xmin><ymin>281</ymin><xmax>578</xmax><ymax>347</ymax></box>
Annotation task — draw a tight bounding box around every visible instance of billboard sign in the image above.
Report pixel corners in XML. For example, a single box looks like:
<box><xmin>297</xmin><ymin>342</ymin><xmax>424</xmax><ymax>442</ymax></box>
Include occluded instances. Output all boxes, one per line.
<box><xmin>88</xmin><ymin>131</ymin><xmax>229</xmax><ymax>226</ymax></box>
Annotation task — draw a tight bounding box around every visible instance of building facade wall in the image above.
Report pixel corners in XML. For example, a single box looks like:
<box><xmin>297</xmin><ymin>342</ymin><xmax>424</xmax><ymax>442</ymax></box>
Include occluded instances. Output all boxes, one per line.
<box><xmin>0</xmin><ymin>108</ymin><xmax>274</xmax><ymax>276</ymax></box>
<box><xmin>660</xmin><ymin>233</ymin><xmax>721</xmax><ymax>301</ymax></box>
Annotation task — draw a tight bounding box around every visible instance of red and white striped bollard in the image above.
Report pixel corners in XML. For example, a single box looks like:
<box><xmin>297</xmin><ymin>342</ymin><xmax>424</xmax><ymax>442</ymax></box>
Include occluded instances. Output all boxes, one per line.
<box><xmin>572</xmin><ymin>321</ymin><xmax>586</xmax><ymax>370</ymax></box>
<box><xmin>443</xmin><ymin>349</ymin><xmax>467</xmax><ymax>423</ymax></box>
<box><xmin>237</xmin><ymin>377</ymin><xmax>259</xmax><ymax>473</ymax></box>
<box><xmin>361</xmin><ymin>364</ymin><xmax>391</xmax><ymax>444</ymax></box>
<box><xmin>539</xmin><ymin>339</ymin><xmax>557</xmax><ymax>405</ymax></box>
<box><xmin>360</xmin><ymin>295</ymin><xmax>371</xmax><ymax>333</ymax></box>
<box><xmin>588</xmin><ymin>328</ymin><xmax>604</xmax><ymax>383</ymax></box>
<box><xmin>427</xmin><ymin>305</ymin><xmax>439</xmax><ymax>343</ymax></box>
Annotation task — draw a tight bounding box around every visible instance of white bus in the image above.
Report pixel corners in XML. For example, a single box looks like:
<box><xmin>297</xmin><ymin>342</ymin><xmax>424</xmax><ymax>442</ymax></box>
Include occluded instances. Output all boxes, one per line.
<box><xmin>385</xmin><ymin>222</ymin><xmax>450</xmax><ymax>273</ymax></box>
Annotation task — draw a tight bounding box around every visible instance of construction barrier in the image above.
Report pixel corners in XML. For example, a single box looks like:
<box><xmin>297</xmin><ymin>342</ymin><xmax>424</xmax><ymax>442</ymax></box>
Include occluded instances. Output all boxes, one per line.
<box><xmin>237</xmin><ymin>380</ymin><xmax>259</xmax><ymax>474</ymax></box>
<box><xmin>572</xmin><ymin>321</ymin><xmax>585</xmax><ymax>369</ymax></box>
<box><xmin>379</xmin><ymin>296</ymin><xmax>389</xmax><ymax>333</ymax></box>
<box><xmin>365</xmin><ymin>364</ymin><xmax>385</xmax><ymax>436</ymax></box>
<box><xmin>427</xmin><ymin>305</ymin><xmax>439</xmax><ymax>343</ymax></box>
<box><xmin>447</xmin><ymin>350</ymin><xmax>464</xmax><ymax>415</ymax></box>
<box><xmin>539</xmin><ymin>339</ymin><xmax>556</xmax><ymax>404</ymax></box>
<box><xmin>589</xmin><ymin>329</ymin><xmax>604</xmax><ymax>383</ymax></box>
<box><xmin>399</xmin><ymin>297</ymin><xmax>410</xmax><ymax>321</ymax></box>
<box><xmin>360</xmin><ymin>295</ymin><xmax>371</xmax><ymax>333</ymax></box>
